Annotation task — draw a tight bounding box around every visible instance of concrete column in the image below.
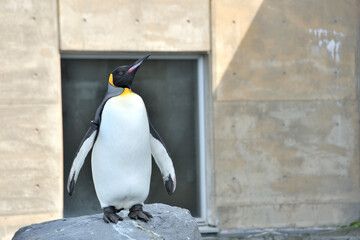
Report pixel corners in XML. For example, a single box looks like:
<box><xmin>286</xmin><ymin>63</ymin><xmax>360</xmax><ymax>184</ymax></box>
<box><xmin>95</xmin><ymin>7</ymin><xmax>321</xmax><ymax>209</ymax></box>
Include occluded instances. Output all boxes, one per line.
<box><xmin>0</xmin><ymin>1</ymin><xmax>62</xmax><ymax>239</ymax></box>
<box><xmin>212</xmin><ymin>0</ymin><xmax>360</xmax><ymax>229</ymax></box>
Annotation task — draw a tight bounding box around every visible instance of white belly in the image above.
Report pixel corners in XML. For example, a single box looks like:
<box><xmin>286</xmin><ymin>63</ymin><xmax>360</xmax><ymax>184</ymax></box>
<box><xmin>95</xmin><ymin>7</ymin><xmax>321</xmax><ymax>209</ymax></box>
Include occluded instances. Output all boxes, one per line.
<box><xmin>91</xmin><ymin>93</ymin><xmax>151</xmax><ymax>210</ymax></box>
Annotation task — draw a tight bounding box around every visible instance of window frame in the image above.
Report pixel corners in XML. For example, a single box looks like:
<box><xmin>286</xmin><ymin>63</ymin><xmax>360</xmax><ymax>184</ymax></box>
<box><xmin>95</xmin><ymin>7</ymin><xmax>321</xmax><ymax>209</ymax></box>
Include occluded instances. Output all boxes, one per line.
<box><xmin>61</xmin><ymin>52</ymin><xmax>215</xmax><ymax>231</ymax></box>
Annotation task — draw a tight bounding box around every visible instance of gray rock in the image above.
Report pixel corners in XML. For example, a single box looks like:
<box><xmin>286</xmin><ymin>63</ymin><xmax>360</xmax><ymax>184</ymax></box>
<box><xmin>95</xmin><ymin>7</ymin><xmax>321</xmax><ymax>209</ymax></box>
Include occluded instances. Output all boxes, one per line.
<box><xmin>12</xmin><ymin>203</ymin><xmax>201</xmax><ymax>240</ymax></box>
<box><xmin>202</xmin><ymin>227</ymin><xmax>360</xmax><ymax>240</ymax></box>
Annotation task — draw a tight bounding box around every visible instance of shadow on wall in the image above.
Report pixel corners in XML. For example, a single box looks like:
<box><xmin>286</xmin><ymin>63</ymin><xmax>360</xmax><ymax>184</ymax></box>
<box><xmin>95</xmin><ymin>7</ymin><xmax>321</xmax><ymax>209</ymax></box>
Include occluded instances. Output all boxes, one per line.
<box><xmin>214</xmin><ymin>0</ymin><xmax>360</xmax><ymax>228</ymax></box>
<box><xmin>216</xmin><ymin>0</ymin><xmax>355</xmax><ymax>101</ymax></box>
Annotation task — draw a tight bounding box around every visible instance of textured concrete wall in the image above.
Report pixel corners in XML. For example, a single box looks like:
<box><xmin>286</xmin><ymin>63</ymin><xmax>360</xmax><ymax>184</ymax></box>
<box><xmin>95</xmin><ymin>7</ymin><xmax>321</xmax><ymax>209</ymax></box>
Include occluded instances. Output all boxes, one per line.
<box><xmin>212</xmin><ymin>0</ymin><xmax>360</xmax><ymax>230</ymax></box>
<box><xmin>59</xmin><ymin>0</ymin><xmax>210</xmax><ymax>52</ymax></box>
<box><xmin>1</xmin><ymin>0</ymin><xmax>360</xmax><ymax>238</ymax></box>
<box><xmin>0</xmin><ymin>0</ymin><xmax>62</xmax><ymax>239</ymax></box>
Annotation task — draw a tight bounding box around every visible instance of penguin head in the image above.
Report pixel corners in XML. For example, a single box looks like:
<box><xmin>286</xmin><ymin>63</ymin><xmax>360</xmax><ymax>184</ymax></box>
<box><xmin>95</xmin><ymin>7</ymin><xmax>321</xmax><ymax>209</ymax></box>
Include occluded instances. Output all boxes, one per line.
<box><xmin>108</xmin><ymin>55</ymin><xmax>150</xmax><ymax>88</ymax></box>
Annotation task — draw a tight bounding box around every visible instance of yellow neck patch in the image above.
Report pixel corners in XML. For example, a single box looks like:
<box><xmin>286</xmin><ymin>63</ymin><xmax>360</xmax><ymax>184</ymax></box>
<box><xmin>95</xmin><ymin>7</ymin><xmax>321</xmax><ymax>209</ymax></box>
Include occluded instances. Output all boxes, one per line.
<box><xmin>119</xmin><ymin>88</ymin><xmax>133</xmax><ymax>97</ymax></box>
<box><xmin>108</xmin><ymin>73</ymin><xmax>115</xmax><ymax>87</ymax></box>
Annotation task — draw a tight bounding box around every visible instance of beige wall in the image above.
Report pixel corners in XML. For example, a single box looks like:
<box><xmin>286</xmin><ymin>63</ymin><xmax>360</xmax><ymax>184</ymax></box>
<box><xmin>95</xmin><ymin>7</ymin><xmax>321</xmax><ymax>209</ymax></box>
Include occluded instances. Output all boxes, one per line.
<box><xmin>212</xmin><ymin>0</ymin><xmax>360</xmax><ymax>230</ymax></box>
<box><xmin>1</xmin><ymin>0</ymin><xmax>360</xmax><ymax>238</ymax></box>
<box><xmin>0</xmin><ymin>0</ymin><xmax>210</xmax><ymax>239</ymax></box>
<box><xmin>59</xmin><ymin>0</ymin><xmax>210</xmax><ymax>52</ymax></box>
<box><xmin>0</xmin><ymin>0</ymin><xmax>62</xmax><ymax>239</ymax></box>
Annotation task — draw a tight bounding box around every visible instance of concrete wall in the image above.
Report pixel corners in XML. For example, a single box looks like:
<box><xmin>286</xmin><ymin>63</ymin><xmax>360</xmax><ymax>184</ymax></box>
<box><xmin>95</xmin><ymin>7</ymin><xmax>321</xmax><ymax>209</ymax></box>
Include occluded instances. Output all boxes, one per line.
<box><xmin>0</xmin><ymin>0</ymin><xmax>62</xmax><ymax>239</ymax></box>
<box><xmin>212</xmin><ymin>0</ymin><xmax>360</xmax><ymax>230</ymax></box>
<box><xmin>0</xmin><ymin>0</ymin><xmax>210</xmax><ymax>239</ymax></box>
<box><xmin>1</xmin><ymin>0</ymin><xmax>360</xmax><ymax>238</ymax></box>
<box><xmin>59</xmin><ymin>0</ymin><xmax>210</xmax><ymax>52</ymax></box>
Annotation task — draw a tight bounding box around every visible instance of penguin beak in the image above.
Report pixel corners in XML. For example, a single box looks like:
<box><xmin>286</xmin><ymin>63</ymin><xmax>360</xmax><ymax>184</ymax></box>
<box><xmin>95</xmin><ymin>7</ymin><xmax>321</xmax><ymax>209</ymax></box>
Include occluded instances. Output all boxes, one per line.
<box><xmin>128</xmin><ymin>54</ymin><xmax>150</xmax><ymax>73</ymax></box>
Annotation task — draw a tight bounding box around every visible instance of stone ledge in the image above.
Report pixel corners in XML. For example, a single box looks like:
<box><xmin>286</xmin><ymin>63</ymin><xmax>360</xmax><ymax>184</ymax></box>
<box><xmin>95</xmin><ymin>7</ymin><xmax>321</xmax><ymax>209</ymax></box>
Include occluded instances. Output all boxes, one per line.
<box><xmin>12</xmin><ymin>203</ymin><xmax>201</xmax><ymax>240</ymax></box>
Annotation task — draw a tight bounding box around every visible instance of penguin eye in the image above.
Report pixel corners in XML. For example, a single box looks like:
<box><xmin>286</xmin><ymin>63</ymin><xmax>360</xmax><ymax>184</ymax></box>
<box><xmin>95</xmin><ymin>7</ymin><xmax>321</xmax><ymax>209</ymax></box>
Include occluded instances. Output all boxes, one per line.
<box><xmin>118</xmin><ymin>71</ymin><xmax>124</xmax><ymax>76</ymax></box>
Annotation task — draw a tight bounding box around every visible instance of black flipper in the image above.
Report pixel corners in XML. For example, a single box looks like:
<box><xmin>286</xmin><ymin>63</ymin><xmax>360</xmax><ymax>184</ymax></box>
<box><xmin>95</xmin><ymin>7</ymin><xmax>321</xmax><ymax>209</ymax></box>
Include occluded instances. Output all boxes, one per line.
<box><xmin>164</xmin><ymin>174</ymin><xmax>174</xmax><ymax>195</ymax></box>
<box><xmin>67</xmin><ymin>85</ymin><xmax>124</xmax><ymax>195</ymax></box>
<box><xmin>149</xmin><ymin>121</ymin><xmax>168</xmax><ymax>152</ymax></box>
<box><xmin>149</xmin><ymin>121</ymin><xmax>176</xmax><ymax>195</ymax></box>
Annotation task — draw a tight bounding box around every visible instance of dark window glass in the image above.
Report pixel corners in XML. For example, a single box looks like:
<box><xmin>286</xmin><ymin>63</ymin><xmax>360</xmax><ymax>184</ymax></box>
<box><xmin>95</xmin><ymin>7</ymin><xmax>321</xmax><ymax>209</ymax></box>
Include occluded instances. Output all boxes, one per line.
<box><xmin>62</xmin><ymin>58</ymin><xmax>200</xmax><ymax>217</ymax></box>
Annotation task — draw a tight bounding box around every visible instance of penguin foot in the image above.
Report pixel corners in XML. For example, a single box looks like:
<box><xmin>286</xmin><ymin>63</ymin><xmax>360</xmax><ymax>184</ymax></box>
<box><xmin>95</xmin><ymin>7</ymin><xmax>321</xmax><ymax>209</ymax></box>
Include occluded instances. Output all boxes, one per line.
<box><xmin>128</xmin><ymin>204</ymin><xmax>153</xmax><ymax>222</ymax></box>
<box><xmin>103</xmin><ymin>206</ymin><xmax>123</xmax><ymax>223</ymax></box>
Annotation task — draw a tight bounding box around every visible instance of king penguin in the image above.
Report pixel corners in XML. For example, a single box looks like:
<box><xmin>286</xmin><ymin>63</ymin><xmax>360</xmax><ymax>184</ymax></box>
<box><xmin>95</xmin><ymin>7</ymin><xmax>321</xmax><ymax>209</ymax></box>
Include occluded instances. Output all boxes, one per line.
<box><xmin>67</xmin><ymin>55</ymin><xmax>176</xmax><ymax>223</ymax></box>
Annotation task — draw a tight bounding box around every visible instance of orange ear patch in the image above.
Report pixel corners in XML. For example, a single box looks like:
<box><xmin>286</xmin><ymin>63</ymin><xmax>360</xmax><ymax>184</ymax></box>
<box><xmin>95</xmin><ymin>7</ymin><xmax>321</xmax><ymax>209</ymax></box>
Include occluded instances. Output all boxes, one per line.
<box><xmin>108</xmin><ymin>73</ymin><xmax>115</xmax><ymax>87</ymax></box>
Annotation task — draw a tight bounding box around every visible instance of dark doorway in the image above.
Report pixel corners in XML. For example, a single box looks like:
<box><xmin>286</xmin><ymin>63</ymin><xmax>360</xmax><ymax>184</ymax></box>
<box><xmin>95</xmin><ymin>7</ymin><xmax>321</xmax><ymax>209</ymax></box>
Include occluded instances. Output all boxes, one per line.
<box><xmin>61</xmin><ymin>57</ymin><xmax>200</xmax><ymax>217</ymax></box>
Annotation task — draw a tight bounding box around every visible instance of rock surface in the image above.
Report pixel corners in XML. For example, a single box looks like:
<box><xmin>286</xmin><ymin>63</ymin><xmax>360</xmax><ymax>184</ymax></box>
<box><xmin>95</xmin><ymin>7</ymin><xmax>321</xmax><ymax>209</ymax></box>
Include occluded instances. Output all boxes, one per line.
<box><xmin>202</xmin><ymin>227</ymin><xmax>360</xmax><ymax>240</ymax></box>
<box><xmin>12</xmin><ymin>204</ymin><xmax>201</xmax><ymax>240</ymax></box>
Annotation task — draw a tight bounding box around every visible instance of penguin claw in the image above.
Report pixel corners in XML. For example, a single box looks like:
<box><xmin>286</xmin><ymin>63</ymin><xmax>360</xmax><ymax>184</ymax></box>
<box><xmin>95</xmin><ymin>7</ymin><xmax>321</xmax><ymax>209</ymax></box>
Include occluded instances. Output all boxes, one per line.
<box><xmin>128</xmin><ymin>204</ymin><xmax>153</xmax><ymax>222</ymax></box>
<box><xmin>128</xmin><ymin>210</ymin><xmax>152</xmax><ymax>222</ymax></box>
<box><xmin>144</xmin><ymin>211</ymin><xmax>153</xmax><ymax>219</ymax></box>
<box><xmin>103</xmin><ymin>206</ymin><xmax>123</xmax><ymax>223</ymax></box>
<box><xmin>103</xmin><ymin>212</ymin><xmax>122</xmax><ymax>223</ymax></box>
